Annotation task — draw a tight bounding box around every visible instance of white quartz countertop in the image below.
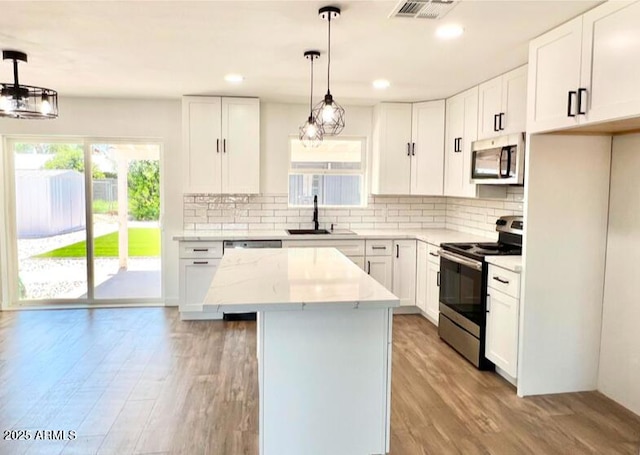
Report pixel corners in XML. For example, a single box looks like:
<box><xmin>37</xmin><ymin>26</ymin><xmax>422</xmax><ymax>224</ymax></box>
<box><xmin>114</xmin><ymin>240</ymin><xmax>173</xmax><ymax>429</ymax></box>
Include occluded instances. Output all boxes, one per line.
<box><xmin>204</xmin><ymin>248</ymin><xmax>400</xmax><ymax>312</ymax></box>
<box><xmin>173</xmin><ymin>228</ymin><xmax>494</xmax><ymax>246</ymax></box>
<box><xmin>485</xmin><ymin>255</ymin><xmax>523</xmax><ymax>273</ymax></box>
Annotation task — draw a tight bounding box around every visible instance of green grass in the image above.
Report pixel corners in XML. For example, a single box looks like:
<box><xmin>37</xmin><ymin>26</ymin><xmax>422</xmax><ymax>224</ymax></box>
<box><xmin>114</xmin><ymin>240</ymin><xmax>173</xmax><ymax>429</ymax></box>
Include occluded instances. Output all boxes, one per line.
<box><xmin>92</xmin><ymin>199</ymin><xmax>118</xmax><ymax>214</ymax></box>
<box><xmin>36</xmin><ymin>228</ymin><xmax>160</xmax><ymax>258</ymax></box>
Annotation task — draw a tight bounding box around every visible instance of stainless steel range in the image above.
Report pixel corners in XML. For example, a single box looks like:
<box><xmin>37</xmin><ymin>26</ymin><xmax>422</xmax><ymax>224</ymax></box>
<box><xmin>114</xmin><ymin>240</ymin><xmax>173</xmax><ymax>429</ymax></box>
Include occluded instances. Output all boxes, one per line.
<box><xmin>438</xmin><ymin>216</ymin><xmax>523</xmax><ymax>369</ymax></box>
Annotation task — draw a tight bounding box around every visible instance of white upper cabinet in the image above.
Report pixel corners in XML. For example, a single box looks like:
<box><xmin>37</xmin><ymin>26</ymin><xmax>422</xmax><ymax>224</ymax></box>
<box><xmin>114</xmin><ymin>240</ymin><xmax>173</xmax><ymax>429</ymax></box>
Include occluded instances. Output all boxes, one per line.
<box><xmin>410</xmin><ymin>101</ymin><xmax>446</xmax><ymax>195</ymax></box>
<box><xmin>479</xmin><ymin>66</ymin><xmax>528</xmax><ymax>140</ymax></box>
<box><xmin>184</xmin><ymin>97</ymin><xmax>223</xmax><ymax>193</ymax></box>
<box><xmin>372</xmin><ymin>103</ymin><xmax>413</xmax><ymax>195</ymax></box>
<box><xmin>183</xmin><ymin>96</ymin><xmax>260</xmax><ymax>194</ymax></box>
<box><xmin>444</xmin><ymin>86</ymin><xmax>479</xmax><ymax>198</ymax></box>
<box><xmin>581</xmin><ymin>0</ymin><xmax>640</xmax><ymax>125</ymax></box>
<box><xmin>372</xmin><ymin>101</ymin><xmax>445</xmax><ymax>196</ymax></box>
<box><xmin>528</xmin><ymin>0</ymin><xmax>640</xmax><ymax>133</ymax></box>
<box><xmin>527</xmin><ymin>17</ymin><xmax>583</xmax><ymax>133</ymax></box>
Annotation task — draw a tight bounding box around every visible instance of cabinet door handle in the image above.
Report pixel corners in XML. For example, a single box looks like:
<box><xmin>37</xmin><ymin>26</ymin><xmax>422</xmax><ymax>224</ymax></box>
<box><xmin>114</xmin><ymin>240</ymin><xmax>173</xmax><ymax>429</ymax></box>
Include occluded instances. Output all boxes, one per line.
<box><xmin>223</xmin><ymin>138</ymin><xmax>227</xmax><ymax>153</ymax></box>
<box><xmin>499</xmin><ymin>113</ymin><xmax>505</xmax><ymax>130</ymax></box>
<box><xmin>396</xmin><ymin>245</ymin><xmax>399</xmax><ymax>258</ymax></box>
<box><xmin>367</xmin><ymin>260</ymin><xmax>371</xmax><ymax>275</ymax></box>
<box><xmin>429</xmin><ymin>252</ymin><xmax>439</xmax><ymax>257</ymax></box>
<box><xmin>454</xmin><ymin>138</ymin><xmax>460</xmax><ymax>153</ymax></box>
<box><xmin>437</xmin><ymin>271</ymin><xmax>440</xmax><ymax>287</ymax></box>
<box><xmin>567</xmin><ymin>91</ymin><xmax>577</xmax><ymax>117</ymax></box>
<box><xmin>372</xmin><ymin>246</ymin><xmax>387</xmax><ymax>250</ymax></box>
<box><xmin>193</xmin><ymin>248</ymin><xmax>209</xmax><ymax>252</ymax></box>
<box><xmin>494</xmin><ymin>114</ymin><xmax>499</xmax><ymax>132</ymax></box>
<box><xmin>407</xmin><ymin>142</ymin><xmax>411</xmax><ymax>156</ymax></box>
<box><xmin>486</xmin><ymin>293</ymin><xmax>491</xmax><ymax>313</ymax></box>
<box><xmin>216</xmin><ymin>138</ymin><xmax>220</xmax><ymax>153</ymax></box>
<box><xmin>193</xmin><ymin>261</ymin><xmax>209</xmax><ymax>265</ymax></box>
<box><xmin>411</xmin><ymin>142</ymin><xmax>416</xmax><ymax>156</ymax></box>
<box><xmin>493</xmin><ymin>276</ymin><xmax>510</xmax><ymax>284</ymax></box>
<box><xmin>578</xmin><ymin>88</ymin><xmax>588</xmax><ymax>115</ymax></box>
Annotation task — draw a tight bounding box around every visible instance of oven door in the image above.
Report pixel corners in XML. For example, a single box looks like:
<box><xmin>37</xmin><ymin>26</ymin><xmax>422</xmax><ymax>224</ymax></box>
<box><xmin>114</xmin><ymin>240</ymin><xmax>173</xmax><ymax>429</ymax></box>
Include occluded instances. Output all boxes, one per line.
<box><xmin>438</xmin><ymin>250</ymin><xmax>484</xmax><ymax>337</ymax></box>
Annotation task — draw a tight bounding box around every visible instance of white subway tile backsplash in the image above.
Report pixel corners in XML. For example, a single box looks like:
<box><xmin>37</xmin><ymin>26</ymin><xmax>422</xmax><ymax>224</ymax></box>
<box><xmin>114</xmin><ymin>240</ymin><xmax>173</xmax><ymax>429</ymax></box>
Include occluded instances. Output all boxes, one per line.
<box><xmin>183</xmin><ymin>190</ymin><xmax>524</xmax><ymax>236</ymax></box>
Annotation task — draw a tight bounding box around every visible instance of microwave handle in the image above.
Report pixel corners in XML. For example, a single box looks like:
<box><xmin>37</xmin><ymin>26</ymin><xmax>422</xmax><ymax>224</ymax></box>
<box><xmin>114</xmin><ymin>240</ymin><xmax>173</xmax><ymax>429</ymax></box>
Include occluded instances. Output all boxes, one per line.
<box><xmin>498</xmin><ymin>148</ymin><xmax>505</xmax><ymax>179</ymax></box>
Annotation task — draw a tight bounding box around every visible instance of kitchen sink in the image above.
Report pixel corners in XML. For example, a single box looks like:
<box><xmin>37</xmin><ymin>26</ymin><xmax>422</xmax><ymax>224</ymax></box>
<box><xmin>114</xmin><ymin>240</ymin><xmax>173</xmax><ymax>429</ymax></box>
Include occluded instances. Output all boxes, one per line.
<box><xmin>286</xmin><ymin>229</ymin><xmax>331</xmax><ymax>235</ymax></box>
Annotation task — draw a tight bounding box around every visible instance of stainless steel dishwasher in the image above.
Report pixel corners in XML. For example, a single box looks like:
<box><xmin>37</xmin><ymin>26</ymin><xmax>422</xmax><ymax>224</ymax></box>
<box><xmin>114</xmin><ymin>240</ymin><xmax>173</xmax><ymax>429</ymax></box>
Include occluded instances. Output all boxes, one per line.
<box><xmin>222</xmin><ymin>240</ymin><xmax>282</xmax><ymax>320</ymax></box>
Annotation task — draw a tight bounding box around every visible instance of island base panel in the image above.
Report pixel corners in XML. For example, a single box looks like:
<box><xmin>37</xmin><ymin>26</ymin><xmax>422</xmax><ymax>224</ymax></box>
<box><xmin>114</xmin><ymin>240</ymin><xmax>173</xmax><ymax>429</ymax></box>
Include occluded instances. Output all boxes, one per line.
<box><xmin>258</xmin><ymin>308</ymin><xmax>392</xmax><ymax>455</ymax></box>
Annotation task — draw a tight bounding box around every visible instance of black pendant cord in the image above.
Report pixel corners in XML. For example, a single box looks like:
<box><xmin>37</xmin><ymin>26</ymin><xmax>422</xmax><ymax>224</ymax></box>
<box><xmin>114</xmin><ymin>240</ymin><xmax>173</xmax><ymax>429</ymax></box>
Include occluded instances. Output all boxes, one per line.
<box><xmin>13</xmin><ymin>58</ymin><xmax>19</xmax><ymax>89</ymax></box>
<box><xmin>326</xmin><ymin>16</ymin><xmax>331</xmax><ymax>95</ymax></box>
<box><xmin>309</xmin><ymin>54</ymin><xmax>314</xmax><ymax>115</ymax></box>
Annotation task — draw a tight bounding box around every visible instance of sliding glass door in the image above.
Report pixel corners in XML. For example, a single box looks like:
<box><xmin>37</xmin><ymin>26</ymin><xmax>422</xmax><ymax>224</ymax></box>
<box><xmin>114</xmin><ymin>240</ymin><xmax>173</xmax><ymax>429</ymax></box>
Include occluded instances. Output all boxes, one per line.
<box><xmin>12</xmin><ymin>141</ymin><xmax>89</xmax><ymax>300</ymax></box>
<box><xmin>6</xmin><ymin>138</ymin><xmax>162</xmax><ymax>304</ymax></box>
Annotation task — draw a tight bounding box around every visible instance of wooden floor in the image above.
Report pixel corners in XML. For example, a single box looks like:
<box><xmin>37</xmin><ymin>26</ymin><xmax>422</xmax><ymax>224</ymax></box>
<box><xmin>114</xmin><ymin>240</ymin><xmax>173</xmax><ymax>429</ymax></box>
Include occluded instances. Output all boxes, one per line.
<box><xmin>0</xmin><ymin>308</ymin><xmax>638</xmax><ymax>455</ymax></box>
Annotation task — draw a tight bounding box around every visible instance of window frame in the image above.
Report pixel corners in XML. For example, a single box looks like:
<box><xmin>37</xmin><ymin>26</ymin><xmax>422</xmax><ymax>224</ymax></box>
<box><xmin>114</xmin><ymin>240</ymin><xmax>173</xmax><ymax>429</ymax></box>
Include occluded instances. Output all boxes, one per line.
<box><xmin>287</xmin><ymin>135</ymin><xmax>367</xmax><ymax>208</ymax></box>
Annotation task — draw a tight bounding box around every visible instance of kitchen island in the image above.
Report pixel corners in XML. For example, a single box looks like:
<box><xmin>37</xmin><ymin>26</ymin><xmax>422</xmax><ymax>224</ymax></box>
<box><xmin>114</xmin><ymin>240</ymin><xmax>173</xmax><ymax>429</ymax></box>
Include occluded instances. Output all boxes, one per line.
<box><xmin>205</xmin><ymin>247</ymin><xmax>400</xmax><ymax>455</ymax></box>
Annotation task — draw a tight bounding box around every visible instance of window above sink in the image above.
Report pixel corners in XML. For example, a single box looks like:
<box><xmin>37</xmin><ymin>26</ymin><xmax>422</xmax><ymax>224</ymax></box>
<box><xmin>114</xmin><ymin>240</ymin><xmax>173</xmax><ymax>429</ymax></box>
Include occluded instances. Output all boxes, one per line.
<box><xmin>288</xmin><ymin>137</ymin><xmax>366</xmax><ymax>208</ymax></box>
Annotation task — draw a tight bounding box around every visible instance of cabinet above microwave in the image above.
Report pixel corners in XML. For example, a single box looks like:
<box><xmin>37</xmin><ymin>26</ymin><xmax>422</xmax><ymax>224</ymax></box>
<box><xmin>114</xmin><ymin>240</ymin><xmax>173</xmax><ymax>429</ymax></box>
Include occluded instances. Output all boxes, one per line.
<box><xmin>471</xmin><ymin>133</ymin><xmax>525</xmax><ymax>185</ymax></box>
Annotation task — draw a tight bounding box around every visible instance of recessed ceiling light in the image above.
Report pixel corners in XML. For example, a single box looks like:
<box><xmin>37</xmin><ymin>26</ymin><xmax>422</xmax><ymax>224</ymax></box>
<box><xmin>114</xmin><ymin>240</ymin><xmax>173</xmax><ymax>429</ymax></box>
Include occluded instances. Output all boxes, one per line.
<box><xmin>373</xmin><ymin>79</ymin><xmax>390</xmax><ymax>90</ymax></box>
<box><xmin>224</xmin><ymin>74</ymin><xmax>244</xmax><ymax>84</ymax></box>
<box><xmin>436</xmin><ymin>24</ymin><xmax>464</xmax><ymax>40</ymax></box>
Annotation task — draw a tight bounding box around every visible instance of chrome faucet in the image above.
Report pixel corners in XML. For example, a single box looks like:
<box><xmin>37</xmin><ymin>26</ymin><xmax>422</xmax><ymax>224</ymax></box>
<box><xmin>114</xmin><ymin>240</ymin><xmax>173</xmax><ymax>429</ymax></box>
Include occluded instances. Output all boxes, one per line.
<box><xmin>313</xmin><ymin>195</ymin><xmax>319</xmax><ymax>231</ymax></box>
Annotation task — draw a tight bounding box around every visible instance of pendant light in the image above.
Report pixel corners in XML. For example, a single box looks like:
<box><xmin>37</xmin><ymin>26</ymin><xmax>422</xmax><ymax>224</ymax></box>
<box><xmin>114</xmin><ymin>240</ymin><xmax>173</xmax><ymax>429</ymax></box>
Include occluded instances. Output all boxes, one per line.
<box><xmin>312</xmin><ymin>6</ymin><xmax>345</xmax><ymax>136</ymax></box>
<box><xmin>0</xmin><ymin>50</ymin><xmax>58</xmax><ymax>119</ymax></box>
<box><xmin>299</xmin><ymin>50</ymin><xmax>323</xmax><ymax>148</ymax></box>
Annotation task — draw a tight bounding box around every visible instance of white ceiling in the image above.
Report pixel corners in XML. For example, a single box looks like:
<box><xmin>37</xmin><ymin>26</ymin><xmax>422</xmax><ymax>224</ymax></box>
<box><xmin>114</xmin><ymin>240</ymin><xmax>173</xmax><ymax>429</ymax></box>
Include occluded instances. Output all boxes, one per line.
<box><xmin>0</xmin><ymin>1</ymin><xmax>601</xmax><ymax>105</ymax></box>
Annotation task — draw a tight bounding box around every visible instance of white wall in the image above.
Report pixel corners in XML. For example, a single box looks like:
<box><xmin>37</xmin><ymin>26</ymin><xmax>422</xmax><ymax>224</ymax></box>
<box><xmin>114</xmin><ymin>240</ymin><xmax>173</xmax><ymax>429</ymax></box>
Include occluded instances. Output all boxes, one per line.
<box><xmin>599</xmin><ymin>133</ymin><xmax>640</xmax><ymax>416</ymax></box>
<box><xmin>0</xmin><ymin>97</ymin><xmax>182</xmax><ymax>305</ymax></box>
<box><xmin>519</xmin><ymin>134</ymin><xmax>611</xmax><ymax>396</ymax></box>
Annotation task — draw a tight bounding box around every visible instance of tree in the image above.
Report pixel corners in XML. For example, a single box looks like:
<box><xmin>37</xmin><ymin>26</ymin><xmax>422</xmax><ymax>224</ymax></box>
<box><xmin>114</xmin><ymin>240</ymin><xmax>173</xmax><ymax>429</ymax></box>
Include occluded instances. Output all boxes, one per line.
<box><xmin>43</xmin><ymin>145</ymin><xmax>104</xmax><ymax>179</ymax></box>
<box><xmin>128</xmin><ymin>160</ymin><xmax>160</xmax><ymax>221</ymax></box>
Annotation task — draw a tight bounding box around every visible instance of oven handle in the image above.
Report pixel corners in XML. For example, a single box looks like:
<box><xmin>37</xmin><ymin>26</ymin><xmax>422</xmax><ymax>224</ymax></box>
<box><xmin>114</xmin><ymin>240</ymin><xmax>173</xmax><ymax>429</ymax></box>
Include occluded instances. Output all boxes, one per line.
<box><xmin>438</xmin><ymin>249</ymin><xmax>483</xmax><ymax>271</ymax></box>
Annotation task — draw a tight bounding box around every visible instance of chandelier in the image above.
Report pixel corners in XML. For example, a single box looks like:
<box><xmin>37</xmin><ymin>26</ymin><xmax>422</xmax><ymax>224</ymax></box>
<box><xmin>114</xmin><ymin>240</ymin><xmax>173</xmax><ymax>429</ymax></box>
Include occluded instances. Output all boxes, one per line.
<box><xmin>0</xmin><ymin>50</ymin><xmax>58</xmax><ymax>119</ymax></box>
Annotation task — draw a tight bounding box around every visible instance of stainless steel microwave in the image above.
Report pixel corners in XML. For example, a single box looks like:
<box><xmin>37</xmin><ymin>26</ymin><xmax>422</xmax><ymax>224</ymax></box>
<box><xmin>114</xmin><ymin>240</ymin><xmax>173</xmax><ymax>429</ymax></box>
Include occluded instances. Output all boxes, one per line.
<box><xmin>471</xmin><ymin>133</ymin><xmax>525</xmax><ymax>185</ymax></box>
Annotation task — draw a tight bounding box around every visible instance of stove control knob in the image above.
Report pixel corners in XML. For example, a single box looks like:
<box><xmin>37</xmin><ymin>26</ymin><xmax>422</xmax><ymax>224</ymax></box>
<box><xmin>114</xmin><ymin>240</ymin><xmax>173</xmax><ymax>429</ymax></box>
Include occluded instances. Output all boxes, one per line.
<box><xmin>496</xmin><ymin>219</ymin><xmax>507</xmax><ymax>226</ymax></box>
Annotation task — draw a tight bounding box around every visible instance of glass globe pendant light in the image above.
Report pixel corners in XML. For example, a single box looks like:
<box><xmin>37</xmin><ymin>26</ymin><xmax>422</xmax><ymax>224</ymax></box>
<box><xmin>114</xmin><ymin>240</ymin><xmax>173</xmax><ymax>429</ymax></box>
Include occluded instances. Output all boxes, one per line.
<box><xmin>299</xmin><ymin>50</ymin><xmax>323</xmax><ymax>148</ymax></box>
<box><xmin>312</xmin><ymin>6</ymin><xmax>345</xmax><ymax>136</ymax></box>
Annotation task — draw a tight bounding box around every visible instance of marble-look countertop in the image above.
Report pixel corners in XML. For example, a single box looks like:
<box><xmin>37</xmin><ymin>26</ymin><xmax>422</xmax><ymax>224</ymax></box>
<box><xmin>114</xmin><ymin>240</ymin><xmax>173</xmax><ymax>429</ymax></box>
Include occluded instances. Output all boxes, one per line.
<box><xmin>486</xmin><ymin>255</ymin><xmax>523</xmax><ymax>273</ymax></box>
<box><xmin>204</xmin><ymin>248</ymin><xmax>400</xmax><ymax>312</ymax></box>
<box><xmin>173</xmin><ymin>228</ymin><xmax>494</xmax><ymax>246</ymax></box>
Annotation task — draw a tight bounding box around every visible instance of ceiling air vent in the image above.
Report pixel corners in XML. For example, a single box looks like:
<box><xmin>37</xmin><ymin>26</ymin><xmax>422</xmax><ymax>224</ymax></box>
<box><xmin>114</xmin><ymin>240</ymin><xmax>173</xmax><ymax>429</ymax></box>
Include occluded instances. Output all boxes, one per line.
<box><xmin>390</xmin><ymin>0</ymin><xmax>458</xmax><ymax>20</ymax></box>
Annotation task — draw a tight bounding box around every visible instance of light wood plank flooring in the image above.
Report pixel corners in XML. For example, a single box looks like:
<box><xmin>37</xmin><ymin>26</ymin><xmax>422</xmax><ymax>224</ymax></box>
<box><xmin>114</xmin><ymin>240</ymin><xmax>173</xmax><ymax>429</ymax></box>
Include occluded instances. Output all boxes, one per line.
<box><xmin>0</xmin><ymin>308</ymin><xmax>638</xmax><ymax>454</ymax></box>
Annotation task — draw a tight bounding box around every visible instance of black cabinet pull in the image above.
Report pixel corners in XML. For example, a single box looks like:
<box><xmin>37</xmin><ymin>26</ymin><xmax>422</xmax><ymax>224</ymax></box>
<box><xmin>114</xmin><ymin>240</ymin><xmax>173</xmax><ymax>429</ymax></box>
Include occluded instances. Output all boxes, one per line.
<box><xmin>493</xmin><ymin>276</ymin><xmax>510</xmax><ymax>284</ymax></box>
<box><xmin>454</xmin><ymin>138</ymin><xmax>460</xmax><ymax>153</ymax></box>
<box><xmin>578</xmin><ymin>88</ymin><xmax>588</xmax><ymax>115</ymax></box>
<box><xmin>367</xmin><ymin>261</ymin><xmax>371</xmax><ymax>275</ymax></box>
<box><xmin>437</xmin><ymin>271</ymin><xmax>440</xmax><ymax>287</ymax></box>
<box><xmin>567</xmin><ymin>91</ymin><xmax>577</xmax><ymax>117</ymax></box>
<box><xmin>223</xmin><ymin>138</ymin><xmax>227</xmax><ymax>153</ymax></box>
<box><xmin>407</xmin><ymin>142</ymin><xmax>411</xmax><ymax>156</ymax></box>
<box><xmin>494</xmin><ymin>114</ymin><xmax>499</xmax><ymax>132</ymax></box>
<box><xmin>396</xmin><ymin>245</ymin><xmax>399</xmax><ymax>258</ymax></box>
<box><xmin>193</xmin><ymin>248</ymin><xmax>209</xmax><ymax>252</ymax></box>
<box><xmin>216</xmin><ymin>138</ymin><xmax>220</xmax><ymax>153</ymax></box>
<box><xmin>193</xmin><ymin>261</ymin><xmax>209</xmax><ymax>265</ymax></box>
<box><xmin>412</xmin><ymin>142</ymin><xmax>416</xmax><ymax>156</ymax></box>
<box><xmin>499</xmin><ymin>113</ymin><xmax>505</xmax><ymax>130</ymax></box>
<box><xmin>372</xmin><ymin>246</ymin><xmax>386</xmax><ymax>250</ymax></box>
<box><xmin>429</xmin><ymin>252</ymin><xmax>439</xmax><ymax>257</ymax></box>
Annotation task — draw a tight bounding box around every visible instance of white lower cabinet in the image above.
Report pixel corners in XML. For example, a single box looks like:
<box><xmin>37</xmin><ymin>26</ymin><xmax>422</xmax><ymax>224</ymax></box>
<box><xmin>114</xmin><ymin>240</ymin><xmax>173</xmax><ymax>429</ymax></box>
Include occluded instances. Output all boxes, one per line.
<box><xmin>416</xmin><ymin>242</ymin><xmax>441</xmax><ymax>324</ymax></box>
<box><xmin>179</xmin><ymin>241</ymin><xmax>223</xmax><ymax>319</ymax></box>
<box><xmin>392</xmin><ymin>240</ymin><xmax>417</xmax><ymax>307</ymax></box>
<box><xmin>485</xmin><ymin>264</ymin><xmax>521</xmax><ymax>378</ymax></box>
<box><xmin>416</xmin><ymin>242</ymin><xmax>428</xmax><ymax>313</ymax></box>
<box><xmin>426</xmin><ymin>259</ymin><xmax>440</xmax><ymax>324</ymax></box>
<box><xmin>367</xmin><ymin>256</ymin><xmax>393</xmax><ymax>291</ymax></box>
